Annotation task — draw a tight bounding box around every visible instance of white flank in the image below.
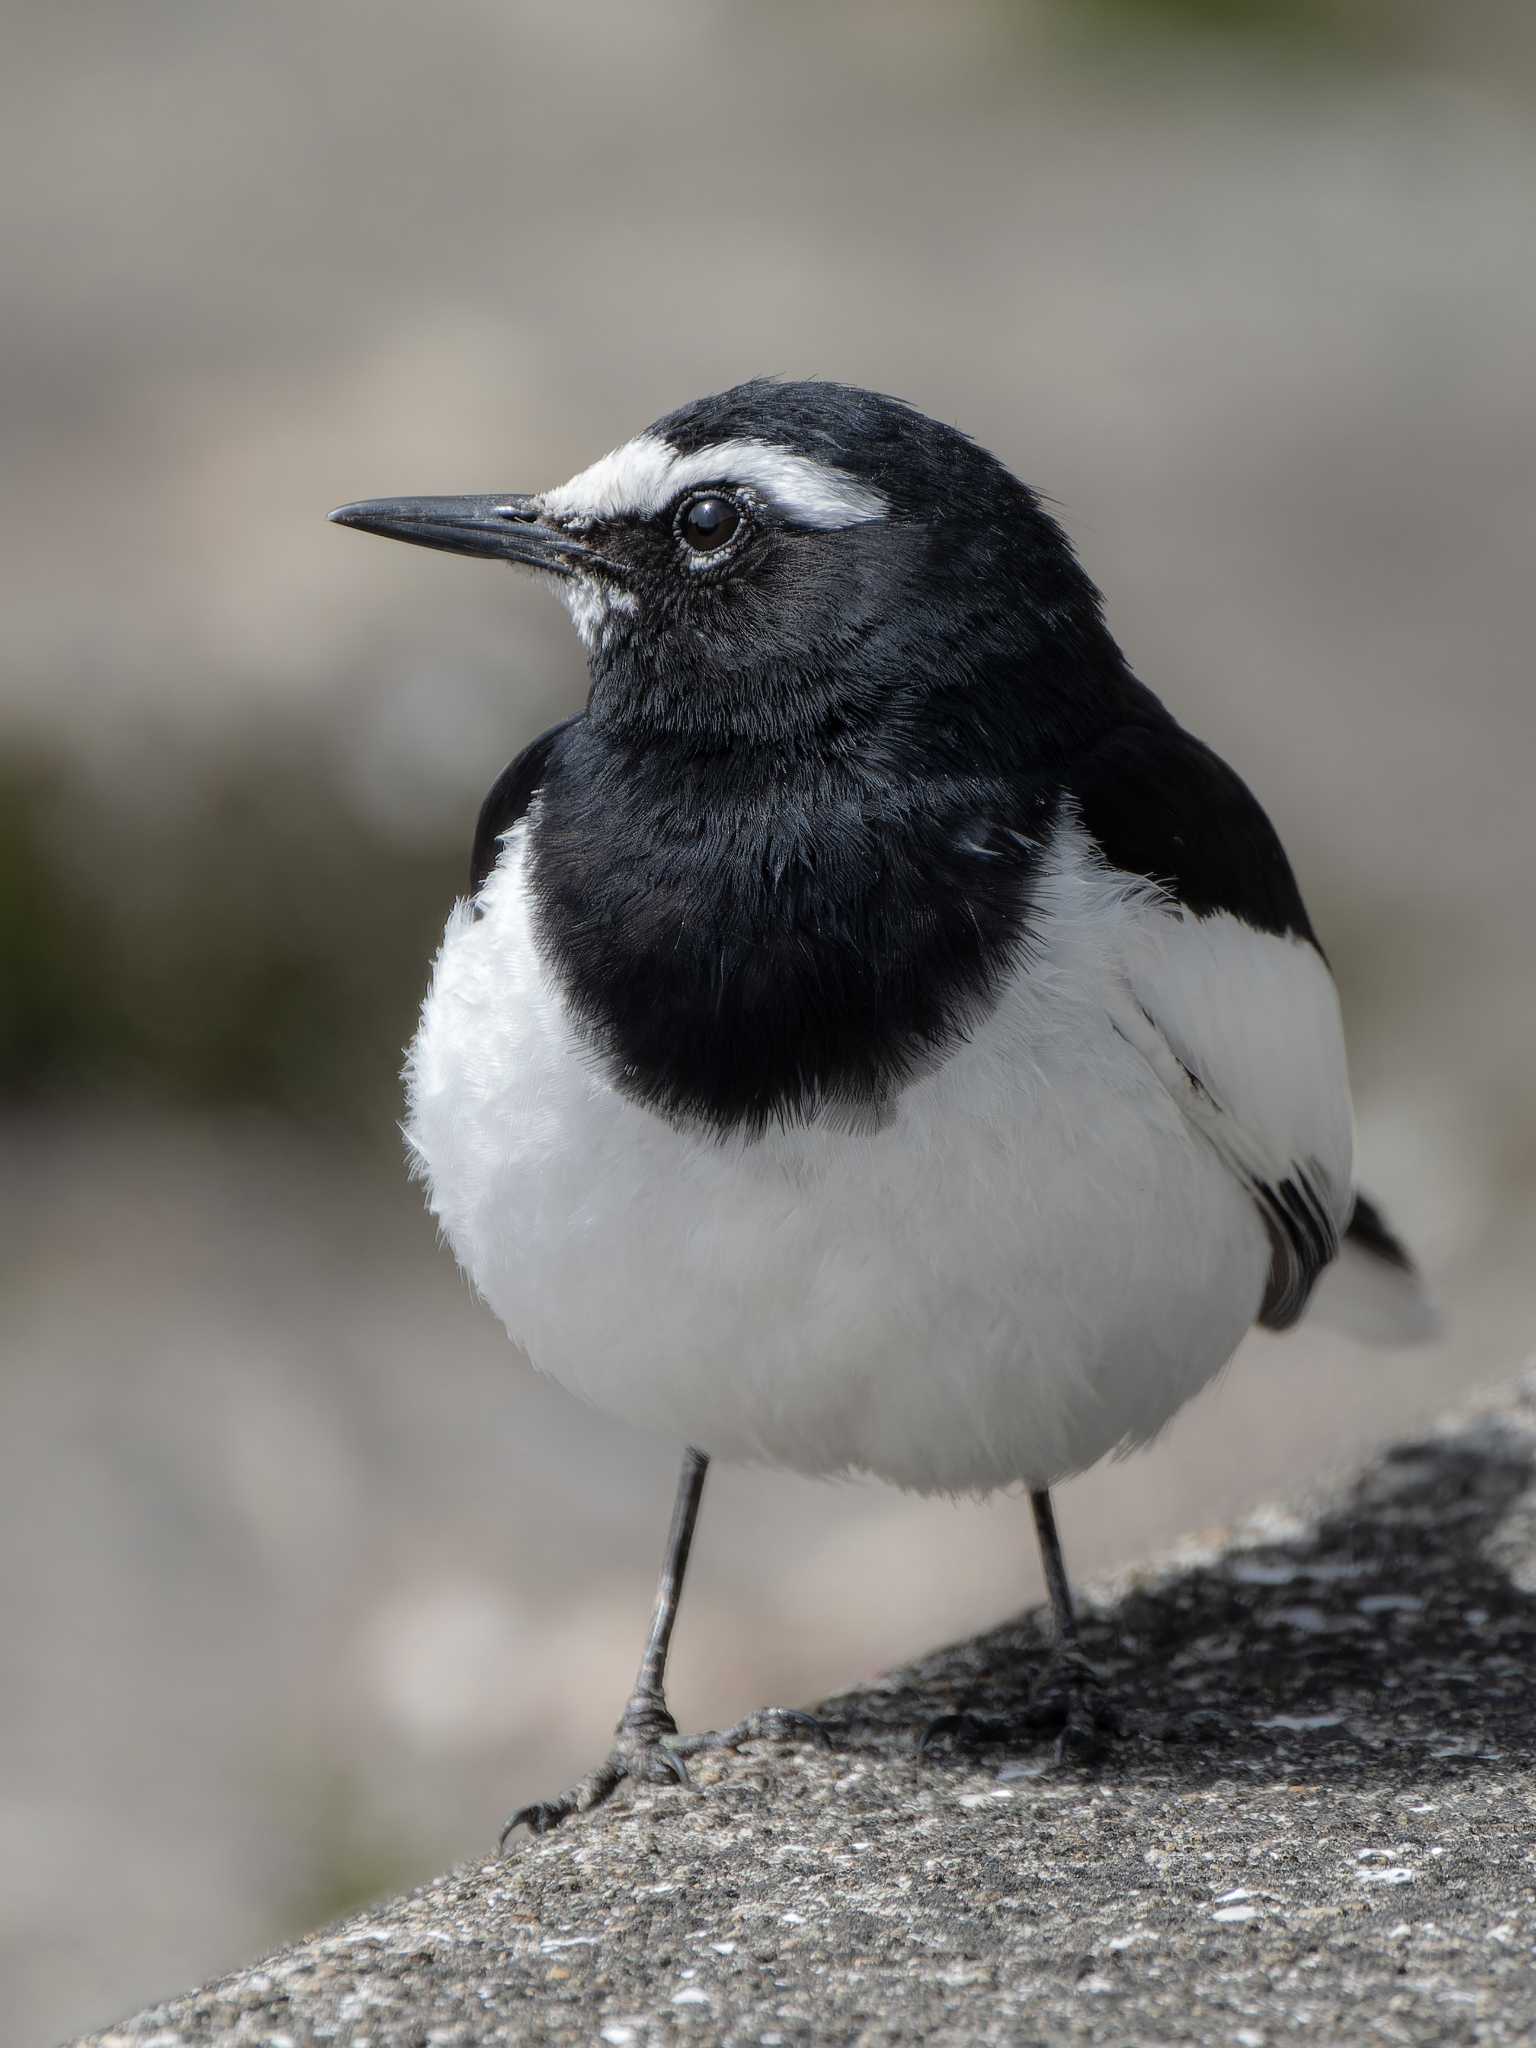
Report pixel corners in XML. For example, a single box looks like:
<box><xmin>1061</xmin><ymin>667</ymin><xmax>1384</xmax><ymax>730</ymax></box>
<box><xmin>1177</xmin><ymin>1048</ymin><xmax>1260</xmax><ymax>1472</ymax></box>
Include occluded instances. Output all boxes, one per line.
<box><xmin>539</xmin><ymin>432</ymin><xmax>887</xmax><ymax>530</ymax></box>
<box><xmin>1085</xmin><ymin>822</ymin><xmax>1356</xmax><ymax>1243</ymax></box>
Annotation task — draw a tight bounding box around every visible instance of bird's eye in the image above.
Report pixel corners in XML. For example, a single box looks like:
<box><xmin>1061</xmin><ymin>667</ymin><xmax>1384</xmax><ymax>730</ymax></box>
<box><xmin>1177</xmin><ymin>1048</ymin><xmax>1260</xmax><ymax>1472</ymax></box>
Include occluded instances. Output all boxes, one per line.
<box><xmin>677</xmin><ymin>494</ymin><xmax>741</xmax><ymax>554</ymax></box>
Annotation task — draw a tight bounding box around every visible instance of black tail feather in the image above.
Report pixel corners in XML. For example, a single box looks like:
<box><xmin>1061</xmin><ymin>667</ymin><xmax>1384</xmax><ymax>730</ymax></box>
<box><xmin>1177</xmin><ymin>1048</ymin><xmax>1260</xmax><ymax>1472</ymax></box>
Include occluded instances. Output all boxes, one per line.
<box><xmin>1345</xmin><ymin>1190</ymin><xmax>1416</xmax><ymax>1274</ymax></box>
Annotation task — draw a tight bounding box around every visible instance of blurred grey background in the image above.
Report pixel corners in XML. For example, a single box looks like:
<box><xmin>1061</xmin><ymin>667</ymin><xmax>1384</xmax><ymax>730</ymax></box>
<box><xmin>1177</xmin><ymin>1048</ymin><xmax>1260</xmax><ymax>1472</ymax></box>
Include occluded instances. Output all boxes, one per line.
<box><xmin>3</xmin><ymin>1</ymin><xmax>1533</xmax><ymax>2038</ymax></box>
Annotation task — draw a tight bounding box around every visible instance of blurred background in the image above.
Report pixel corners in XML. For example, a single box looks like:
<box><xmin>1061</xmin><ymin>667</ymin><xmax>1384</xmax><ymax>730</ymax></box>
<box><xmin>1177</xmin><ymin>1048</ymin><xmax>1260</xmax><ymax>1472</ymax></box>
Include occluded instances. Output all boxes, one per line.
<box><xmin>3</xmin><ymin>0</ymin><xmax>1533</xmax><ymax>2037</ymax></box>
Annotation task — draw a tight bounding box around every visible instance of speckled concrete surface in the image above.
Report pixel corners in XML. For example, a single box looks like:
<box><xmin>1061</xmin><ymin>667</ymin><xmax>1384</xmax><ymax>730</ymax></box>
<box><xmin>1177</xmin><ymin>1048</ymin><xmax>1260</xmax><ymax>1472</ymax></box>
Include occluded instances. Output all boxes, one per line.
<box><xmin>79</xmin><ymin>1378</ymin><xmax>1536</xmax><ymax>2046</ymax></box>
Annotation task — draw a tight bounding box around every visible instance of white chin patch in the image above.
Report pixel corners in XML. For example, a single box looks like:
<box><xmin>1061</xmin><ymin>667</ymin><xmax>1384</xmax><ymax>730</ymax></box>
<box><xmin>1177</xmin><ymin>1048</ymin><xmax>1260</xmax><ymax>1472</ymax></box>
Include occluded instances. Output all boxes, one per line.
<box><xmin>557</xmin><ymin>575</ymin><xmax>639</xmax><ymax>653</ymax></box>
<box><xmin>539</xmin><ymin>432</ymin><xmax>887</xmax><ymax>530</ymax></box>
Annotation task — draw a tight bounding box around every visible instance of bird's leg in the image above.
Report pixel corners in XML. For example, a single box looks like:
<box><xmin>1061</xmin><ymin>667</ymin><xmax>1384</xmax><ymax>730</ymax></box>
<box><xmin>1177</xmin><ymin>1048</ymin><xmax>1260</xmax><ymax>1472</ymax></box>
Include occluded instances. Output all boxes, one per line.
<box><xmin>614</xmin><ymin>1442</ymin><xmax>709</xmax><ymax>1750</ymax></box>
<box><xmin>501</xmin><ymin>1449</ymin><xmax>824</xmax><ymax>1843</ymax></box>
<box><xmin>1022</xmin><ymin>1486</ymin><xmax>1118</xmax><ymax>1762</ymax></box>
<box><xmin>924</xmin><ymin>1487</ymin><xmax>1119</xmax><ymax>1765</ymax></box>
<box><xmin>501</xmin><ymin>1447</ymin><xmax>705</xmax><ymax>1841</ymax></box>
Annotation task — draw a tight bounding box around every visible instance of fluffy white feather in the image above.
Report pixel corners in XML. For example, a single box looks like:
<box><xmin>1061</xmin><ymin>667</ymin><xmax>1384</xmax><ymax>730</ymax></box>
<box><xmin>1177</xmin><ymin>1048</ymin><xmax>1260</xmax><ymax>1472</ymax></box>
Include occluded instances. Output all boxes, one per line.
<box><xmin>402</xmin><ymin>814</ymin><xmax>1365</xmax><ymax>1495</ymax></box>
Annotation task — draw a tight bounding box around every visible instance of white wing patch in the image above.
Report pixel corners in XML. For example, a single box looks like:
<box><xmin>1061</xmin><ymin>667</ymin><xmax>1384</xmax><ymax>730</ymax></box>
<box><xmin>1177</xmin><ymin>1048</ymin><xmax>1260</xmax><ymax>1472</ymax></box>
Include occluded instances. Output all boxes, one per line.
<box><xmin>538</xmin><ymin>432</ymin><xmax>887</xmax><ymax>530</ymax></box>
<box><xmin>1047</xmin><ymin>818</ymin><xmax>1355</xmax><ymax>1326</ymax></box>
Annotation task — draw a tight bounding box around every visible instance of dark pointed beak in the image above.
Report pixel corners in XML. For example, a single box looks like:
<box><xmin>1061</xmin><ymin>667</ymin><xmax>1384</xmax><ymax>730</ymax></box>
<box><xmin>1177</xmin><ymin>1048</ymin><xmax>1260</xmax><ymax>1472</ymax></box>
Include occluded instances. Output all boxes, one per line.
<box><xmin>327</xmin><ymin>494</ymin><xmax>591</xmax><ymax>575</ymax></box>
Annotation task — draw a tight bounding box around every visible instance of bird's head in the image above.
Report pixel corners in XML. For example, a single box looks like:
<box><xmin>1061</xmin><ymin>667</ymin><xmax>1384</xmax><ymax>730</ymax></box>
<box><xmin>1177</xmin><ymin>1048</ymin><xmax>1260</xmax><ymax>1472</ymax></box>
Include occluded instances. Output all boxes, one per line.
<box><xmin>331</xmin><ymin>379</ymin><xmax>1120</xmax><ymax>750</ymax></box>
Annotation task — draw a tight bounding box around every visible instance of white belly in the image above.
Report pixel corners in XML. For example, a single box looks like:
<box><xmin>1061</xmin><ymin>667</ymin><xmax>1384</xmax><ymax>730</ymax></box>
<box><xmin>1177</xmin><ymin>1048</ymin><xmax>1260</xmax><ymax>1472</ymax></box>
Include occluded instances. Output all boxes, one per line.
<box><xmin>405</xmin><ymin>825</ymin><xmax>1269</xmax><ymax>1495</ymax></box>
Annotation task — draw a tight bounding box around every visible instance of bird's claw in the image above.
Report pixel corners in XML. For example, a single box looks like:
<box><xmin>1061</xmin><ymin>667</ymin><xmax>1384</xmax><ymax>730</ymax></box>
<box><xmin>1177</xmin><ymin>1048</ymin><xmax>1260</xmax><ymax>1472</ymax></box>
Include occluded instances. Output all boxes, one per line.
<box><xmin>498</xmin><ymin>1738</ymin><xmax>688</xmax><ymax>1847</ymax></box>
<box><xmin>1028</xmin><ymin>1647</ymin><xmax>1122</xmax><ymax>1764</ymax></box>
<box><xmin>670</xmin><ymin>1705</ymin><xmax>831</xmax><ymax>1757</ymax></box>
<box><xmin>920</xmin><ymin>1708</ymin><xmax>999</xmax><ymax>1754</ymax></box>
<box><xmin>921</xmin><ymin>1650</ymin><xmax>1122</xmax><ymax>1767</ymax></box>
<box><xmin>498</xmin><ymin>1703</ymin><xmax>829</xmax><ymax>1846</ymax></box>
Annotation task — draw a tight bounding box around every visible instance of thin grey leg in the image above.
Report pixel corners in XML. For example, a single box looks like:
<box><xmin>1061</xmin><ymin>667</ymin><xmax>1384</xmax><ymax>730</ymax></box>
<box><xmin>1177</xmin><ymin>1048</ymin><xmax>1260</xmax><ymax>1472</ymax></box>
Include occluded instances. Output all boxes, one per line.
<box><xmin>923</xmin><ymin>1484</ymin><xmax>1116</xmax><ymax>1762</ymax></box>
<box><xmin>624</xmin><ymin>1446</ymin><xmax>709</xmax><ymax>1729</ymax></box>
<box><xmin>1028</xmin><ymin>1487</ymin><xmax>1080</xmax><ymax>1651</ymax></box>
<box><xmin>501</xmin><ymin>1447</ymin><xmax>822</xmax><ymax>1842</ymax></box>
<box><xmin>1026</xmin><ymin>1485</ymin><xmax>1117</xmax><ymax>1758</ymax></box>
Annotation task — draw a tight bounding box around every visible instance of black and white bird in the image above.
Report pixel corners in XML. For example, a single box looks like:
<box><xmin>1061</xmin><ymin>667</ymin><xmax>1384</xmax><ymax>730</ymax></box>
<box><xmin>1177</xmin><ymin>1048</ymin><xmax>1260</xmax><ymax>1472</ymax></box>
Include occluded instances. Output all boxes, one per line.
<box><xmin>331</xmin><ymin>379</ymin><xmax>1434</xmax><ymax>1835</ymax></box>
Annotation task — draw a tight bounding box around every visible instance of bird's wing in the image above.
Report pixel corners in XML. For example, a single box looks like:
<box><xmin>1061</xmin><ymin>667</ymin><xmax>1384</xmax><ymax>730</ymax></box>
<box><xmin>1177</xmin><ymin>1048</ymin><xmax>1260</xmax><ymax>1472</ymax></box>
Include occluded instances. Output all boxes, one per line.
<box><xmin>469</xmin><ymin>715</ymin><xmax>582</xmax><ymax>896</ymax></box>
<box><xmin>1067</xmin><ymin>719</ymin><xmax>1355</xmax><ymax>1328</ymax></box>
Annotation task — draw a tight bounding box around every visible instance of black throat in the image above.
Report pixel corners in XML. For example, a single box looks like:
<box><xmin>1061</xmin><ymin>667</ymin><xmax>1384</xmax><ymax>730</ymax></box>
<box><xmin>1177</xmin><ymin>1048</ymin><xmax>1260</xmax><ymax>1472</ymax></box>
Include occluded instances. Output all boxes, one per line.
<box><xmin>523</xmin><ymin>715</ymin><xmax>1060</xmax><ymax>1138</ymax></box>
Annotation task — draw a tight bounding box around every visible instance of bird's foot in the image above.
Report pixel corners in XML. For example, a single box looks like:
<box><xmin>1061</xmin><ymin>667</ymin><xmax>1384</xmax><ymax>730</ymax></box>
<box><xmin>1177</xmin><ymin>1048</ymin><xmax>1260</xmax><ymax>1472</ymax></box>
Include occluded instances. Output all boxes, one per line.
<box><xmin>499</xmin><ymin>1692</ymin><xmax>683</xmax><ymax>1844</ymax></box>
<box><xmin>500</xmin><ymin>1696</ymin><xmax>828</xmax><ymax>1844</ymax></box>
<box><xmin>670</xmin><ymin>1704</ymin><xmax>830</xmax><ymax>1763</ymax></box>
<box><xmin>1026</xmin><ymin>1644</ymin><xmax>1123</xmax><ymax>1763</ymax></box>
<box><xmin>923</xmin><ymin>1646</ymin><xmax>1123</xmax><ymax>1769</ymax></box>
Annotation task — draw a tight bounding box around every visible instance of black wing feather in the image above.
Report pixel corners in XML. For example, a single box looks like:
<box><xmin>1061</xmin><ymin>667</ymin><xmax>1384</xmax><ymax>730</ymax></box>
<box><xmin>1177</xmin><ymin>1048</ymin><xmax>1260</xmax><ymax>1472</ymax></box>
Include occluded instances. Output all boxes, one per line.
<box><xmin>1069</xmin><ymin>717</ymin><xmax>1318</xmax><ymax>946</ymax></box>
<box><xmin>1072</xmin><ymin>714</ymin><xmax>1340</xmax><ymax>1325</ymax></box>
<box><xmin>469</xmin><ymin>716</ymin><xmax>581</xmax><ymax>896</ymax></box>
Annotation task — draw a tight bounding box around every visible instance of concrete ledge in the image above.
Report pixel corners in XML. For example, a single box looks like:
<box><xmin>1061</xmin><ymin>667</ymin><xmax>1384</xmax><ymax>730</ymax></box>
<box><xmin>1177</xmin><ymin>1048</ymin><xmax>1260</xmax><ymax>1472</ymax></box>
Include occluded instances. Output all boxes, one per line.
<box><xmin>82</xmin><ymin>1381</ymin><xmax>1536</xmax><ymax>2046</ymax></box>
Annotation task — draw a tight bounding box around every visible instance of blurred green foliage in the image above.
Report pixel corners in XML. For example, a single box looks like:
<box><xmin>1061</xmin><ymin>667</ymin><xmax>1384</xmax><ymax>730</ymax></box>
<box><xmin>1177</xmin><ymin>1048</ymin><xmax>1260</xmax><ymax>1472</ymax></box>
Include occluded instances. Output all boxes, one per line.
<box><xmin>1083</xmin><ymin>0</ymin><xmax>1336</xmax><ymax>35</ymax></box>
<box><xmin>1048</xmin><ymin>0</ymin><xmax>1398</xmax><ymax>58</ymax></box>
<box><xmin>0</xmin><ymin>750</ymin><xmax>460</xmax><ymax>1142</ymax></box>
<box><xmin>0</xmin><ymin>762</ymin><xmax>105</xmax><ymax>1092</ymax></box>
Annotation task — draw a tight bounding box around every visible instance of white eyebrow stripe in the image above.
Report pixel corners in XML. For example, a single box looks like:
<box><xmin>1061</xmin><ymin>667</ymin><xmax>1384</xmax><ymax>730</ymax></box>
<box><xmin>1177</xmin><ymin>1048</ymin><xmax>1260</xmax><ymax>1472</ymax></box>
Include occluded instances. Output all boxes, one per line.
<box><xmin>538</xmin><ymin>432</ymin><xmax>887</xmax><ymax>529</ymax></box>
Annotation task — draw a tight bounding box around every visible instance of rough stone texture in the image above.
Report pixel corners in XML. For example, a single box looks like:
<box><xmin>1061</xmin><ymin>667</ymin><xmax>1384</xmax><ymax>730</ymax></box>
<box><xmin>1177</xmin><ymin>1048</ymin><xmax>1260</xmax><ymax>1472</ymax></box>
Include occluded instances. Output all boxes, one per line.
<box><xmin>81</xmin><ymin>1381</ymin><xmax>1536</xmax><ymax>2047</ymax></box>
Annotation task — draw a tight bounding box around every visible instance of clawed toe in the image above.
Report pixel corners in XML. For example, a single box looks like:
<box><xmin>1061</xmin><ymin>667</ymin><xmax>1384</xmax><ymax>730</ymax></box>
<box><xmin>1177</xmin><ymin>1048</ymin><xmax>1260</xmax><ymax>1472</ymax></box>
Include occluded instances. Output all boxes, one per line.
<box><xmin>672</xmin><ymin>1706</ymin><xmax>831</xmax><ymax>1758</ymax></box>
<box><xmin>1051</xmin><ymin>1694</ymin><xmax>1113</xmax><ymax>1765</ymax></box>
<box><xmin>498</xmin><ymin>1705</ymin><xmax>829</xmax><ymax>1846</ymax></box>
<box><xmin>1029</xmin><ymin>1652</ymin><xmax>1122</xmax><ymax>1763</ymax></box>
<box><xmin>502</xmin><ymin>1795</ymin><xmax>577</xmax><ymax>1843</ymax></box>
<box><xmin>920</xmin><ymin>1708</ymin><xmax>1013</xmax><ymax>1753</ymax></box>
<box><xmin>921</xmin><ymin>1651</ymin><xmax>1123</xmax><ymax>1768</ymax></box>
<box><xmin>498</xmin><ymin>1739</ymin><xmax>678</xmax><ymax>1848</ymax></box>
